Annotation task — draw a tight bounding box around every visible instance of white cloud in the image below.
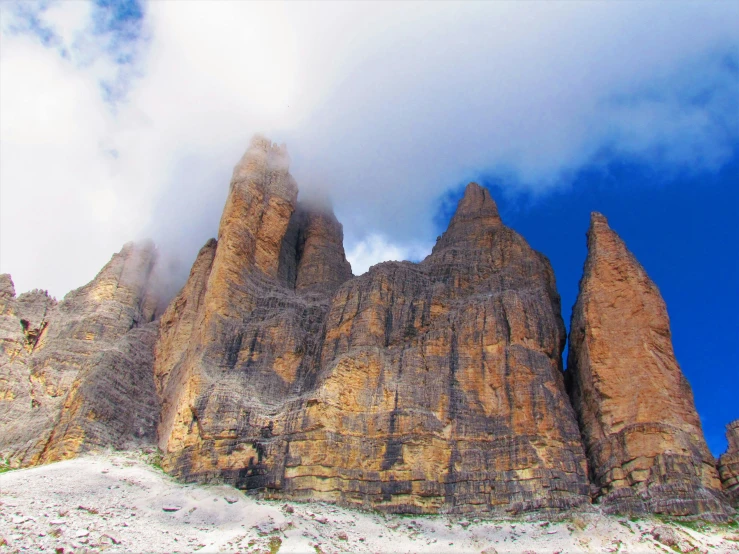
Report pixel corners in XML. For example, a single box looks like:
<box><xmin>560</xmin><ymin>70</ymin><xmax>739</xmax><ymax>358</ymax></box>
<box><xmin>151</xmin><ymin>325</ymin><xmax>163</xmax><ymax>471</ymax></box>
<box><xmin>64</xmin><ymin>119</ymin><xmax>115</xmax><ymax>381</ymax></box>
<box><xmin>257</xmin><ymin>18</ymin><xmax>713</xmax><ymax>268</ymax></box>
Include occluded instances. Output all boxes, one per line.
<box><xmin>0</xmin><ymin>1</ymin><xmax>737</xmax><ymax>298</ymax></box>
<box><xmin>347</xmin><ymin>234</ymin><xmax>433</xmax><ymax>277</ymax></box>
<box><xmin>41</xmin><ymin>1</ymin><xmax>90</xmax><ymax>49</ymax></box>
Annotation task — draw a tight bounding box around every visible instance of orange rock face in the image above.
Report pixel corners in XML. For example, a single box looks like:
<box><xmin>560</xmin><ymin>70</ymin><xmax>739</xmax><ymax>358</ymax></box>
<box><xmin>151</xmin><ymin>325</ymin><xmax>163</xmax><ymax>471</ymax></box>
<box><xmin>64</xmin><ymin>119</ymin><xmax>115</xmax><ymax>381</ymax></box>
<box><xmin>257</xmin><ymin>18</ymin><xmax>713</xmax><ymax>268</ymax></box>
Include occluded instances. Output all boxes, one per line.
<box><xmin>566</xmin><ymin>213</ymin><xmax>731</xmax><ymax>519</ymax></box>
<box><xmin>154</xmin><ymin>137</ymin><xmax>590</xmax><ymax>514</ymax></box>
<box><xmin>719</xmin><ymin>420</ymin><xmax>739</xmax><ymax>507</ymax></box>
<box><xmin>0</xmin><ymin>243</ymin><xmax>160</xmax><ymax>466</ymax></box>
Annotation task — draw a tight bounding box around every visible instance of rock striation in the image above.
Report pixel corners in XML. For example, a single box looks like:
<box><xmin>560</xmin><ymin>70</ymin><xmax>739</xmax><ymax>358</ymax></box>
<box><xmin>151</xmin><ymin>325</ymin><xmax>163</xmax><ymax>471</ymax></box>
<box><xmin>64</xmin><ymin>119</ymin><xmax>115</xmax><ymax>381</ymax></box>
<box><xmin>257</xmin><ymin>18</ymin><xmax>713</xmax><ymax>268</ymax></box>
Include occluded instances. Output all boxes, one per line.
<box><xmin>566</xmin><ymin>213</ymin><xmax>731</xmax><ymax>519</ymax></box>
<box><xmin>0</xmin><ymin>243</ymin><xmax>161</xmax><ymax>466</ymax></box>
<box><xmin>719</xmin><ymin>420</ymin><xmax>739</xmax><ymax>507</ymax></box>
<box><xmin>154</xmin><ymin>135</ymin><xmax>590</xmax><ymax>514</ymax></box>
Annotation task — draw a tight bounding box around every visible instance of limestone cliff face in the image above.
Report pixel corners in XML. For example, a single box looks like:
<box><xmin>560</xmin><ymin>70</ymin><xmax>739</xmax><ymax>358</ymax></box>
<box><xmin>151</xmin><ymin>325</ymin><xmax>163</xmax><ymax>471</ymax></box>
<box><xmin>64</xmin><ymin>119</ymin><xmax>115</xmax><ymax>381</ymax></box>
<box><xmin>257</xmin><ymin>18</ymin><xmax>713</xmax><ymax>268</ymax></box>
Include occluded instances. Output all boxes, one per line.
<box><xmin>0</xmin><ymin>243</ymin><xmax>160</xmax><ymax>466</ymax></box>
<box><xmin>156</xmin><ymin>139</ymin><xmax>590</xmax><ymax>514</ymax></box>
<box><xmin>286</xmin><ymin>183</ymin><xmax>590</xmax><ymax>513</ymax></box>
<box><xmin>719</xmin><ymin>420</ymin><xmax>739</xmax><ymax>507</ymax></box>
<box><xmin>566</xmin><ymin>213</ymin><xmax>731</xmax><ymax>519</ymax></box>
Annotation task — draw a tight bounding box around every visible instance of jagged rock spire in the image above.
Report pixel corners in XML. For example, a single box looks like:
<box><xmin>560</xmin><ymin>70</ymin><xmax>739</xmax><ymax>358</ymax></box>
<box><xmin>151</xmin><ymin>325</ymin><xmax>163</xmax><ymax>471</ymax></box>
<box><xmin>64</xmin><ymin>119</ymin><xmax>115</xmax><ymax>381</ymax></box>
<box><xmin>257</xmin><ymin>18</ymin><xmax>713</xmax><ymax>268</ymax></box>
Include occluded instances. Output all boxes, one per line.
<box><xmin>567</xmin><ymin>213</ymin><xmax>731</xmax><ymax>519</ymax></box>
<box><xmin>216</xmin><ymin>135</ymin><xmax>298</xmax><ymax>287</ymax></box>
<box><xmin>430</xmin><ymin>182</ymin><xmax>501</xmax><ymax>255</ymax></box>
<box><xmin>450</xmin><ymin>182</ymin><xmax>501</xmax><ymax>224</ymax></box>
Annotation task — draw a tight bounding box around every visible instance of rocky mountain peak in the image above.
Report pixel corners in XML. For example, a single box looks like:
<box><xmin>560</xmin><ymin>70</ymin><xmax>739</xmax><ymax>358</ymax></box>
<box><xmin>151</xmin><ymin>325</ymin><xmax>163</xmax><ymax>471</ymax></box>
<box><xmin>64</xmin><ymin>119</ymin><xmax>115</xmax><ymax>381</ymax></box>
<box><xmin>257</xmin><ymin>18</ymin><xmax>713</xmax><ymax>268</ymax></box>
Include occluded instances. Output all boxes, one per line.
<box><xmin>0</xmin><ymin>241</ymin><xmax>161</xmax><ymax>468</ymax></box>
<box><xmin>589</xmin><ymin>211</ymin><xmax>608</xmax><ymax>226</ymax></box>
<box><xmin>567</xmin><ymin>213</ymin><xmax>731</xmax><ymax>518</ymax></box>
<box><xmin>151</xmin><ymin>147</ymin><xmax>593</xmax><ymax>514</ymax></box>
<box><xmin>429</xmin><ymin>182</ymin><xmax>503</xmax><ymax>257</ymax></box>
<box><xmin>587</xmin><ymin>212</ymin><xmax>621</xmax><ymax>253</ymax></box>
<box><xmin>60</xmin><ymin>240</ymin><xmax>159</xmax><ymax>327</ymax></box>
<box><xmin>207</xmin><ymin>136</ymin><xmax>299</xmax><ymax>313</ymax></box>
<box><xmin>232</xmin><ymin>134</ymin><xmax>295</xmax><ymax>201</ymax></box>
<box><xmin>447</xmin><ymin>182</ymin><xmax>501</xmax><ymax>231</ymax></box>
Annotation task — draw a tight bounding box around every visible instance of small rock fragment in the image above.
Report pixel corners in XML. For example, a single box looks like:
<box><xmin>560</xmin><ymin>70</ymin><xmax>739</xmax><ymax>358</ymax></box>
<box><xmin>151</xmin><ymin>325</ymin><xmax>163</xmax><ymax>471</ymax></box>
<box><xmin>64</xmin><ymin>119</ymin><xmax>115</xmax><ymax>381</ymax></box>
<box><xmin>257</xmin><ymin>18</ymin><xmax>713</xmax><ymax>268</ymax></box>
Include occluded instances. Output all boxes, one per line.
<box><xmin>650</xmin><ymin>526</ymin><xmax>679</xmax><ymax>547</ymax></box>
<box><xmin>103</xmin><ymin>534</ymin><xmax>121</xmax><ymax>545</ymax></box>
<box><xmin>162</xmin><ymin>506</ymin><xmax>182</xmax><ymax>512</ymax></box>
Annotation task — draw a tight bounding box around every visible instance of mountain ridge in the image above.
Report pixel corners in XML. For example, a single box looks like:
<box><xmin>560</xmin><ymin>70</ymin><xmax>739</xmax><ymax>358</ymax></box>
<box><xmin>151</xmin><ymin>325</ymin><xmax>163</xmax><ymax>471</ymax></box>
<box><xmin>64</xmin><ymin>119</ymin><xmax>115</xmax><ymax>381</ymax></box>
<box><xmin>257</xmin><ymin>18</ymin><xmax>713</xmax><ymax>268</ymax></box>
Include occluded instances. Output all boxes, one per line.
<box><xmin>0</xmin><ymin>136</ymin><xmax>735</xmax><ymax>518</ymax></box>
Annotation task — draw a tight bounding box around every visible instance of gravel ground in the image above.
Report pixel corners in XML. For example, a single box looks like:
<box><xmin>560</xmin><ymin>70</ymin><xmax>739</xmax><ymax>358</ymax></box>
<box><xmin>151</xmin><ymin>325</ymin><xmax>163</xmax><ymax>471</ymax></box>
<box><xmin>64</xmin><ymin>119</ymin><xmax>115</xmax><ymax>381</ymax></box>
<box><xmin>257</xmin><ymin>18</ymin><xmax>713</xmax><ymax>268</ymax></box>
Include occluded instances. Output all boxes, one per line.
<box><xmin>1</xmin><ymin>451</ymin><xmax>738</xmax><ymax>553</ymax></box>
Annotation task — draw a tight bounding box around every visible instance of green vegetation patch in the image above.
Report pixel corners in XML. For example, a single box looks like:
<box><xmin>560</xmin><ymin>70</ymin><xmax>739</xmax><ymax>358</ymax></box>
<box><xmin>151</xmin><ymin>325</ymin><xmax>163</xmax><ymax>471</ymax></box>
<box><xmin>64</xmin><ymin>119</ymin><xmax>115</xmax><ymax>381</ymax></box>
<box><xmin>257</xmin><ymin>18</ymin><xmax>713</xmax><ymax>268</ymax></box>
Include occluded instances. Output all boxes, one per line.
<box><xmin>268</xmin><ymin>536</ymin><xmax>282</xmax><ymax>554</ymax></box>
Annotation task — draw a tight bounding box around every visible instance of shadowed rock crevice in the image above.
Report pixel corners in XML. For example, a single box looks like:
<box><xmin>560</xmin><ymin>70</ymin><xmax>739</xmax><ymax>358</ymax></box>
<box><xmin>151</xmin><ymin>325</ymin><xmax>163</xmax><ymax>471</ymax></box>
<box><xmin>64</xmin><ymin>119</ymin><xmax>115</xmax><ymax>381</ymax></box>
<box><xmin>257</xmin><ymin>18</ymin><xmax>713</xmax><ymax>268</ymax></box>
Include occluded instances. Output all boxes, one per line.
<box><xmin>278</xmin><ymin>201</ymin><xmax>353</xmax><ymax>294</ymax></box>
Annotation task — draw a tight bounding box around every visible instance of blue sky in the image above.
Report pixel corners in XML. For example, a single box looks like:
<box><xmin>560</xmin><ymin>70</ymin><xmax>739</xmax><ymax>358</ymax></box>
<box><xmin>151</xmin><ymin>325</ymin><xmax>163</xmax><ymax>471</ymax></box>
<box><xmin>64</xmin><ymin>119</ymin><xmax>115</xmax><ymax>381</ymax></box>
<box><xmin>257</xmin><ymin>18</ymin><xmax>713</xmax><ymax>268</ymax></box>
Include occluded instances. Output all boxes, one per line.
<box><xmin>0</xmin><ymin>1</ymin><xmax>737</xmax><ymax>455</ymax></box>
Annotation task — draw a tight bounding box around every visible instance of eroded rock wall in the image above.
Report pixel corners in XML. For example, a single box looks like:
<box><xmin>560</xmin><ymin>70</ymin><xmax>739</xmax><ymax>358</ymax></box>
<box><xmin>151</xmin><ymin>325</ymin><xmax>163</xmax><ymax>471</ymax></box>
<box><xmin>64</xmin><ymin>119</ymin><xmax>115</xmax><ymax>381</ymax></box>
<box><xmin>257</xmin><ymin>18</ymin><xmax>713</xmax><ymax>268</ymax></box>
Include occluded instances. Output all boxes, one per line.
<box><xmin>280</xmin><ymin>183</ymin><xmax>590</xmax><ymax>513</ymax></box>
<box><xmin>0</xmin><ymin>243</ymin><xmax>160</xmax><ymax>466</ymax></box>
<box><xmin>155</xmin><ymin>136</ymin><xmax>590</xmax><ymax>514</ymax></box>
<box><xmin>566</xmin><ymin>213</ymin><xmax>731</xmax><ymax>519</ymax></box>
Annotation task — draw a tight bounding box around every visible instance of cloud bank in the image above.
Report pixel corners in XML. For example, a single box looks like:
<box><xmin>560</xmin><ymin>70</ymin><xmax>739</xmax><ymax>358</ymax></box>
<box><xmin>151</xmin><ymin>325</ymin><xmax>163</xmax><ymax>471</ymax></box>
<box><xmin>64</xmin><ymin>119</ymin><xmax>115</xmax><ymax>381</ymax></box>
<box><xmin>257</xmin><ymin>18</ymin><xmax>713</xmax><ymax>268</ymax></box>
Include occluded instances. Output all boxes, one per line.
<box><xmin>1</xmin><ymin>1</ymin><xmax>737</xmax><ymax>297</ymax></box>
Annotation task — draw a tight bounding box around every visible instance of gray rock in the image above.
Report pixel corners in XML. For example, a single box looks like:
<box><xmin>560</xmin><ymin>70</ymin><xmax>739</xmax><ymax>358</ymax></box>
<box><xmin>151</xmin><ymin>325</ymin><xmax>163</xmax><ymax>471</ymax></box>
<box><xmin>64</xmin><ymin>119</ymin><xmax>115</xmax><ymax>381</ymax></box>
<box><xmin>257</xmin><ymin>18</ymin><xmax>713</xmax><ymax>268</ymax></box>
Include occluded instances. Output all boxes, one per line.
<box><xmin>0</xmin><ymin>242</ymin><xmax>160</xmax><ymax>466</ymax></box>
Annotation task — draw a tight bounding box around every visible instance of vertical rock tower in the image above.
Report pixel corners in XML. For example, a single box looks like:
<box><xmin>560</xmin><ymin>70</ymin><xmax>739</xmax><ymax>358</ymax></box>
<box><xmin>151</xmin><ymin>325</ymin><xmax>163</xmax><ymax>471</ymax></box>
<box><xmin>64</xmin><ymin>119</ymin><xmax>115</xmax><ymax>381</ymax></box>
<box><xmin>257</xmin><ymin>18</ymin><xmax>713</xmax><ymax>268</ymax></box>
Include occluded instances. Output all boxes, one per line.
<box><xmin>719</xmin><ymin>420</ymin><xmax>739</xmax><ymax>507</ymax></box>
<box><xmin>567</xmin><ymin>213</ymin><xmax>731</xmax><ymax>519</ymax></box>
<box><xmin>155</xmin><ymin>135</ymin><xmax>354</xmax><ymax>483</ymax></box>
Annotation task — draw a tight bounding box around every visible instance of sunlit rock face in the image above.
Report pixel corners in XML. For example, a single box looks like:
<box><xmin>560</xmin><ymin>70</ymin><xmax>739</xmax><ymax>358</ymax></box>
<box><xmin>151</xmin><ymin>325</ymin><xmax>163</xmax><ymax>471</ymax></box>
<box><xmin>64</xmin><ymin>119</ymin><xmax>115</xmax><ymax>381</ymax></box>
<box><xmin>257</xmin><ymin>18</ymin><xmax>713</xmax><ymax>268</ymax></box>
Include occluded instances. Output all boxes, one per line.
<box><xmin>155</xmin><ymin>136</ymin><xmax>591</xmax><ymax>514</ymax></box>
<box><xmin>566</xmin><ymin>213</ymin><xmax>732</xmax><ymax>520</ymax></box>
<box><xmin>719</xmin><ymin>420</ymin><xmax>739</xmax><ymax>508</ymax></box>
<box><xmin>0</xmin><ymin>243</ymin><xmax>160</xmax><ymax>467</ymax></box>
